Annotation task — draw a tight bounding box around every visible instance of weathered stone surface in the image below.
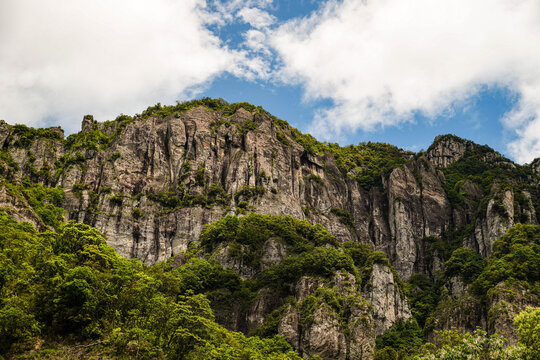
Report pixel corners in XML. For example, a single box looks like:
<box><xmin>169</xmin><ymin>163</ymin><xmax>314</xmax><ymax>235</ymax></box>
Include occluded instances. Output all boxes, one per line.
<box><xmin>427</xmin><ymin>135</ymin><xmax>470</xmax><ymax>168</ymax></box>
<box><xmin>1</xmin><ymin>106</ymin><xmax>539</xmax><ymax>356</ymax></box>
<box><xmin>277</xmin><ymin>278</ymin><xmax>376</xmax><ymax>360</ymax></box>
<box><xmin>366</xmin><ymin>263</ymin><xmax>412</xmax><ymax>335</ymax></box>
<box><xmin>487</xmin><ymin>282</ymin><xmax>539</xmax><ymax>344</ymax></box>
<box><xmin>302</xmin><ymin>306</ymin><xmax>348</xmax><ymax>360</ymax></box>
<box><xmin>466</xmin><ymin>188</ymin><xmax>514</xmax><ymax>257</ymax></box>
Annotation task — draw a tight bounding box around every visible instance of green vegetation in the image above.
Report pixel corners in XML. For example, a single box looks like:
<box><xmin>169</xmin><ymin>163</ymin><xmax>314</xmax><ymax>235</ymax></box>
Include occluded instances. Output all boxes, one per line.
<box><xmin>375</xmin><ymin>307</ymin><xmax>539</xmax><ymax>359</ymax></box>
<box><xmin>514</xmin><ymin>307</ymin><xmax>540</xmax><ymax>360</ymax></box>
<box><xmin>471</xmin><ymin>224</ymin><xmax>539</xmax><ymax>297</ymax></box>
<box><xmin>412</xmin><ymin>328</ymin><xmax>525</xmax><ymax>359</ymax></box>
<box><xmin>330</xmin><ymin>208</ymin><xmax>354</xmax><ymax>227</ymax></box>
<box><xmin>147</xmin><ymin>183</ymin><xmax>233</xmax><ymax>211</ymax></box>
<box><xmin>0</xmin><ymin>212</ymin><xmax>301</xmax><ymax>359</ymax></box>
<box><xmin>305</xmin><ymin>174</ymin><xmax>324</xmax><ymax>186</ymax></box>
<box><xmin>444</xmin><ymin>247</ymin><xmax>485</xmax><ymax>283</ymax></box>
<box><xmin>138</xmin><ymin>98</ymin><xmax>261</xmax><ymax>120</ymax></box>
<box><xmin>374</xmin><ymin>319</ymin><xmax>423</xmax><ymax>360</ymax></box>
<box><xmin>200</xmin><ymin>213</ymin><xmax>339</xmax><ymax>258</ymax></box>
<box><xmin>1</xmin><ymin>179</ymin><xmax>65</xmax><ymax>229</ymax></box>
<box><xmin>234</xmin><ymin>183</ymin><xmax>266</xmax><ymax>202</ymax></box>
<box><xmin>9</xmin><ymin>124</ymin><xmax>63</xmax><ymax>148</ymax></box>
<box><xmin>272</xmin><ymin>116</ymin><xmax>411</xmax><ymax>190</ymax></box>
<box><xmin>405</xmin><ymin>273</ymin><xmax>439</xmax><ymax>328</ymax></box>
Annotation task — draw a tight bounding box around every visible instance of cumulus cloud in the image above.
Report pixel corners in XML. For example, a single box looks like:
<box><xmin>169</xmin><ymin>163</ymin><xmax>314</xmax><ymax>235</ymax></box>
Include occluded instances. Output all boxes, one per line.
<box><xmin>204</xmin><ymin>0</ymin><xmax>273</xmax><ymax>26</ymax></box>
<box><xmin>269</xmin><ymin>0</ymin><xmax>540</xmax><ymax>163</ymax></box>
<box><xmin>238</xmin><ymin>8</ymin><xmax>276</xmax><ymax>29</ymax></box>
<box><xmin>0</xmin><ymin>0</ymin><xmax>249</xmax><ymax>132</ymax></box>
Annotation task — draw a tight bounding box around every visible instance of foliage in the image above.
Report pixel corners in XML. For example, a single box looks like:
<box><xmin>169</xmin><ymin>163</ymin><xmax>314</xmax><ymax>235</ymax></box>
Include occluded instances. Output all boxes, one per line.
<box><xmin>148</xmin><ymin>183</ymin><xmax>233</xmax><ymax>210</ymax></box>
<box><xmin>413</xmin><ymin>329</ymin><xmax>523</xmax><ymax>360</ymax></box>
<box><xmin>257</xmin><ymin>247</ymin><xmax>357</xmax><ymax>291</ymax></box>
<box><xmin>138</xmin><ymin>98</ymin><xmax>261</xmax><ymax>120</ymax></box>
<box><xmin>444</xmin><ymin>247</ymin><xmax>485</xmax><ymax>283</ymax></box>
<box><xmin>200</xmin><ymin>213</ymin><xmax>339</xmax><ymax>256</ymax></box>
<box><xmin>374</xmin><ymin>319</ymin><xmax>423</xmax><ymax>360</ymax></box>
<box><xmin>234</xmin><ymin>183</ymin><xmax>266</xmax><ymax>202</ymax></box>
<box><xmin>0</xmin><ymin>212</ymin><xmax>301</xmax><ymax>359</ymax></box>
<box><xmin>514</xmin><ymin>307</ymin><xmax>540</xmax><ymax>360</ymax></box>
<box><xmin>405</xmin><ymin>274</ymin><xmax>439</xmax><ymax>329</ymax></box>
<box><xmin>472</xmin><ymin>224</ymin><xmax>540</xmax><ymax>296</ymax></box>
<box><xmin>305</xmin><ymin>174</ymin><xmax>324</xmax><ymax>186</ymax></box>
<box><xmin>10</xmin><ymin>124</ymin><xmax>63</xmax><ymax>148</ymax></box>
<box><xmin>330</xmin><ymin>208</ymin><xmax>354</xmax><ymax>227</ymax></box>
<box><xmin>343</xmin><ymin>241</ymin><xmax>402</xmax><ymax>292</ymax></box>
<box><xmin>131</xmin><ymin>207</ymin><xmax>143</xmax><ymax>220</ymax></box>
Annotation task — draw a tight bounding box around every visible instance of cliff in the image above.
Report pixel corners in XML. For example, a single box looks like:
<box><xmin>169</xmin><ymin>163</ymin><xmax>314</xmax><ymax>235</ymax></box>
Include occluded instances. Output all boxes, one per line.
<box><xmin>0</xmin><ymin>99</ymin><xmax>538</xmax><ymax>358</ymax></box>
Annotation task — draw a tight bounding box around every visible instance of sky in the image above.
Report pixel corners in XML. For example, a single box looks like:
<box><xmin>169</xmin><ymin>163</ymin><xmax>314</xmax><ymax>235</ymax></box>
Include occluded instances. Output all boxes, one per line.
<box><xmin>1</xmin><ymin>0</ymin><xmax>540</xmax><ymax>163</ymax></box>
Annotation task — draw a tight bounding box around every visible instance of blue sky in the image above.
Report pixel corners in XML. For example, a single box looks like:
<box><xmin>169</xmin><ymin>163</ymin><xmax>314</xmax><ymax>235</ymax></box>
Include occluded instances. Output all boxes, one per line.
<box><xmin>202</xmin><ymin>61</ymin><xmax>517</xmax><ymax>154</ymax></box>
<box><xmin>1</xmin><ymin>0</ymin><xmax>539</xmax><ymax>163</ymax></box>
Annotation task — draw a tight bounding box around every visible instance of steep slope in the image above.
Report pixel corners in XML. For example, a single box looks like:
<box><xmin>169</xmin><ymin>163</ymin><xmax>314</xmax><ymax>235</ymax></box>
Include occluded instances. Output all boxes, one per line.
<box><xmin>0</xmin><ymin>98</ymin><xmax>539</xmax><ymax>358</ymax></box>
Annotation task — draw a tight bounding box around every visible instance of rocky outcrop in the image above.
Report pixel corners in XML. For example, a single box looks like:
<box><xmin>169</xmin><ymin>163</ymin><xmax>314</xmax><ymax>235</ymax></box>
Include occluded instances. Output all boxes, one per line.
<box><xmin>2</xmin><ymin>108</ymin><xmax>535</xmax><ymax>283</ymax></box>
<box><xmin>427</xmin><ymin>135</ymin><xmax>471</xmax><ymax>168</ymax></box>
<box><xmin>386</xmin><ymin>160</ymin><xmax>452</xmax><ymax>279</ymax></box>
<box><xmin>531</xmin><ymin>158</ymin><xmax>540</xmax><ymax>177</ymax></box>
<box><xmin>277</xmin><ymin>273</ymin><xmax>376</xmax><ymax>360</ymax></box>
<box><xmin>366</xmin><ymin>263</ymin><xmax>412</xmax><ymax>335</ymax></box>
<box><xmin>1</xmin><ymin>104</ymin><xmax>539</xmax><ymax>355</ymax></box>
<box><xmin>465</xmin><ymin>188</ymin><xmax>514</xmax><ymax>257</ymax></box>
<box><xmin>487</xmin><ymin>281</ymin><xmax>539</xmax><ymax>344</ymax></box>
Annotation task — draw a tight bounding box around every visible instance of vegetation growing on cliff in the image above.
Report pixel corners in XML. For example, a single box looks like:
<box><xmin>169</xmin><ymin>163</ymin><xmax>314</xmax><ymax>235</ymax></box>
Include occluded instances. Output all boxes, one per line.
<box><xmin>0</xmin><ymin>212</ymin><xmax>301</xmax><ymax>359</ymax></box>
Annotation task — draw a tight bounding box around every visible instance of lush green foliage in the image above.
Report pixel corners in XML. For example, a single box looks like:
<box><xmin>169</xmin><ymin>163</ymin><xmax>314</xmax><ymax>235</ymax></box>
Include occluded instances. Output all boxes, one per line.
<box><xmin>413</xmin><ymin>328</ymin><xmax>524</xmax><ymax>360</ymax></box>
<box><xmin>147</xmin><ymin>182</ymin><xmax>232</xmax><ymax>210</ymax></box>
<box><xmin>326</xmin><ymin>142</ymin><xmax>410</xmax><ymax>189</ymax></box>
<box><xmin>405</xmin><ymin>273</ymin><xmax>439</xmax><ymax>329</ymax></box>
<box><xmin>472</xmin><ymin>224</ymin><xmax>540</xmax><ymax>296</ymax></box>
<box><xmin>444</xmin><ymin>247</ymin><xmax>485</xmax><ymax>283</ymax></box>
<box><xmin>257</xmin><ymin>247</ymin><xmax>357</xmax><ymax>291</ymax></box>
<box><xmin>514</xmin><ymin>307</ymin><xmax>540</xmax><ymax>360</ymax></box>
<box><xmin>139</xmin><ymin>98</ymin><xmax>261</xmax><ymax>120</ymax></box>
<box><xmin>200</xmin><ymin>213</ymin><xmax>339</xmax><ymax>256</ymax></box>
<box><xmin>374</xmin><ymin>319</ymin><xmax>423</xmax><ymax>360</ymax></box>
<box><xmin>0</xmin><ymin>212</ymin><xmax>300</xmax><ymax>359</ymax></box>
<box><xmin>9</xmin><ymin>124</ymin><xmax>63</xmax><ymax>148</ymax></box>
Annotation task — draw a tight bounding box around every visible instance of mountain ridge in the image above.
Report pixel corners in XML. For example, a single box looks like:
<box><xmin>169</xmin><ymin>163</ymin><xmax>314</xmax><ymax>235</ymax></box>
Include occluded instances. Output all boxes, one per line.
<box><xmin>0</xmin><ymin>98</ymin><xmax>538</xmax><ymax>359</ymax></box>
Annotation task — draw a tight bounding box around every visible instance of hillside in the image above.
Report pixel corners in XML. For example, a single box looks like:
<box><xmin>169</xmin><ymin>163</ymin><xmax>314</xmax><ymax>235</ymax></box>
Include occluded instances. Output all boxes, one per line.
<box><xmin>0</xmin><ymin>98</ymin><xmax>539</xmax><ymax>359</ymax></box>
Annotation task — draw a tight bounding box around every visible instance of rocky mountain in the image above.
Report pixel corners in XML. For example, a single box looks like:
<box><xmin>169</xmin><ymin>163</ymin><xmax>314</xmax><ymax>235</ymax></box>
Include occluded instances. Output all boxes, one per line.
<box><xmin>0</xmin><ymin>98</ymin><xmax>538</xmax><ymax>359</ymax></box>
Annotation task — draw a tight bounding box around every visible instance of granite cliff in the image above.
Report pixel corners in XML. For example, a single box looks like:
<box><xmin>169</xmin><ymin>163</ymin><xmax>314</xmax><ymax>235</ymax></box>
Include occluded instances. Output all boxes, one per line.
<box><xmin>0</xmin><ymin>99</ymin><xmax>538</xmax><ymax>359</ymax></box>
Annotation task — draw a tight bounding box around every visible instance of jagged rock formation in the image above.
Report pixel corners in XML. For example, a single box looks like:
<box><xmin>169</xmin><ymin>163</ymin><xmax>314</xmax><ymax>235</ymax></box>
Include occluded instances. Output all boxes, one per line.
<box><xmin>0</xmin><ymin>102</ymin><xmax>539</xmax><ymax>355</ymax></box>
<box><xmin>1</xmin><ymin>110</ymin><xmax>537</xmax><ymax>279</ymax></box>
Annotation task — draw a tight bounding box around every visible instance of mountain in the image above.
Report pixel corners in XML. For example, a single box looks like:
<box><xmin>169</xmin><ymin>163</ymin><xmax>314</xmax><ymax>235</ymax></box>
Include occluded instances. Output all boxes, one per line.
<box><xmin>0</xmin><ymin>98</ymin><xmax>538</xmax><ymax>359</ymax></box>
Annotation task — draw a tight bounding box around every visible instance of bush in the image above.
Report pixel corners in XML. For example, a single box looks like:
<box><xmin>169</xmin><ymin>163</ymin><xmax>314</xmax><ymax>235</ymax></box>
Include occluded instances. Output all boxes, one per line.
<box><xmin>444</xmin><ymin>247</ymin><xmax>485</xmax><ymax>283</ymax></box>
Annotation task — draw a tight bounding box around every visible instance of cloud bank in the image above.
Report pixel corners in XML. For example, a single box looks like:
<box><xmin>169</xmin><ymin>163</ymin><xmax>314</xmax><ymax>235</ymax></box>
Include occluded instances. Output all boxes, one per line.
<box><xmin>0</xmin><ymin>0</ymin><xmax>249</xmax><ymax>132</ymax></box>
<box><xmin>269</xmin><ymin>0</ymin><xmax>540</xmax><ymax>163</ymax></box>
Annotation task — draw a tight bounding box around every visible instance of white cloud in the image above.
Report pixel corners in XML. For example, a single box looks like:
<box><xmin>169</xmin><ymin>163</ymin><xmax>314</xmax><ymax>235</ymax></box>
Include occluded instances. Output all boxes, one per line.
<box><xmin>270</xmin><ymin>0</ymin><xmax>540</xmax><ymax>163</ymax></box>
<box><xmin>0</xmin><ymin>0</ymin><xmax>246</xmax><ymax>132</ymax></box>
<box><xmin>204</xmin><ymin>0</ymin><xmax>273</xmax><ymax>26</ymax></box>
<box><xmin>238</xmin><ymin>8</ymin><xmax>276</xmax><ymax>29</ymax></box>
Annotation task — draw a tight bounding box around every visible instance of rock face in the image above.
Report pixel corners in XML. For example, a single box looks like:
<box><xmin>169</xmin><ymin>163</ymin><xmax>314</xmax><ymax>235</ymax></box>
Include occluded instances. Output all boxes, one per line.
<box><xmin>276</xmin><ymin>272</ymin><xmax>376</xmax><ymax>360</ymax></box>
<box><xmin>367</xmin><ymin>263</ymin><xmax>412</xmax><ymax>335</ymax></box>
<box><xmin>1</xmin><ymin>109</ymin><xmax>535</xmax><ymax>280</ymax></box>
<box><xmin>427</xmin><ymin>134</ymin><xmax>471</xmax><ymax>167</ymax></box>
<box><xmin>0</xmin><ymin>104</ymin><xmax>539</xmax><ymax>353</ymax></box>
